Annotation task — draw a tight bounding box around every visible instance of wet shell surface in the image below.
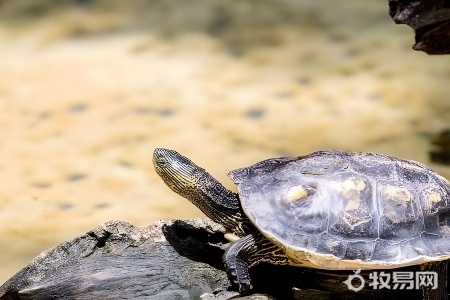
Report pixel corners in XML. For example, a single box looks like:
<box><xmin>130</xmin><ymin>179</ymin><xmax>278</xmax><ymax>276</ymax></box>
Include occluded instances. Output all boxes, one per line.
<box><xmin>227</xmin><ymin>150</ymin><xmax>450</xmax><ymax>270</ymax></box>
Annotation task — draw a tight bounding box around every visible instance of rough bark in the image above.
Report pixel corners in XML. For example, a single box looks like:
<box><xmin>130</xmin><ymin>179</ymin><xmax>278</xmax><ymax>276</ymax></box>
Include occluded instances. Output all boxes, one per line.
<box><xmin>388</xmin><ymin>0</ymin><xmax>450</xmax><ymax>54</ymax></box>
<box><xmin>0</xmin><ymin>219</ymin><xmax>448</xmax><ymax>300</ymax></box>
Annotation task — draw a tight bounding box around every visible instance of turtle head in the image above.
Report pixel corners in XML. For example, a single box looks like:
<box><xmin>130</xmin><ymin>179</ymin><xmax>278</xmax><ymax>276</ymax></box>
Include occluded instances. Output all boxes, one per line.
<box><xmin>153</xmin><ymin>148</ymin><xmax>254</xmax><ymax>237</ymax></box>
<box><xmin>153</xmin><ymin>148</ymin><xmax>199</xmax><ymax>197</ymax></box>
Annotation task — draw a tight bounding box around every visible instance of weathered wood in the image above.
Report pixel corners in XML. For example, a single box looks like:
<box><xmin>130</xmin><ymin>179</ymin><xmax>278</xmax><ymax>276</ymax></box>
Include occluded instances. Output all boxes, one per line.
<box><xmin>292</xmin><ymin>287</ymin><xmax>332</xmax><ymax>300</ymax></box>
<box><xmin>420</xmin><ymin>261</ymin><xmax>448</xmax><ymax>300</ymax></box>
<box><xmin>0</xmin><ymin>219</ymin><xmax>231</xmax><ymax>300</ymax></box>
<box><xmin>0</xmin><ymin>219</ymin><xmax>448</xmax><ymax>300</ymax></box>
<box><xmin>388</xmin><ymin>0</ymin><xmax>450</xmax><ymax>54</ymax></box>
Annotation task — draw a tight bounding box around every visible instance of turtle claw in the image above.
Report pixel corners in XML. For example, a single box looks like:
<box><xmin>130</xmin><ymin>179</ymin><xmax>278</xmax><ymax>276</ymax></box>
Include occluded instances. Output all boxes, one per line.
<box><xmin>238</xmin><ymin>283</ymin><xmax>252</xmax><ymax>295</ymax></box>
<box><xmin>202</xmin><ymin>290</ymin><xmax>276</xmax><ymax>300</ymax></box>
<box><xmin>212</xmin><ymin>286</ymin><xmax>229</xmax><ymax>294</ymax></box>
<box><xmin>218</xmin><ymin>279</ymin><xmax>251</xmax><ymax>296</ymax></box>
<box><xmin>201</xmin><ymin>289</ymin><xmax>240</xmax><ymax>300</ymax></box>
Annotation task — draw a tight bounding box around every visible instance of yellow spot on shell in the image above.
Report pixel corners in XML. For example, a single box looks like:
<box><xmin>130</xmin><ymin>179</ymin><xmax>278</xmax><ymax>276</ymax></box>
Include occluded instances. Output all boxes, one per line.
<box><xmin>287</xmin><ymin>185</ymin><xmax>308</xmax><ymax>202</ymax></box>
<box><xmin>341</xmin><ymin>177</ymin><xmax>366</xmax><ymax>211</ymax></box>
<box><xmin>383</xmin><ymin>186</ymin><xmax>412</xmax><ymax>203</ymax></box>
<box><xmin>424</xmin><ymin>192</ymin><xmax>442</xmax><ymax>213</ymax></box>
<box><xmin>429</xmin><ymin>192</ymin><xmax>441</xmax><ymax>203</ymax></box>
<box><xmin>342</xmin><ymin>177</ymin><xmax>366</xmax><ymax>192</ymax></box>
<box><xmin>381</xmin><ymin>186</ymin><xmax>414</xmax><ymax>223</ymax></box>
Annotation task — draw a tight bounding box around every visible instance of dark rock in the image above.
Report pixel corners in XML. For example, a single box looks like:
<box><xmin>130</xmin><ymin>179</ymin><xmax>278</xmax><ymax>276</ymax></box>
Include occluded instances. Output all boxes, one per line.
<box><xmin>388</xmin><ymin>0</ymin><xmax>450</xmax><ymax>54</ymax></box>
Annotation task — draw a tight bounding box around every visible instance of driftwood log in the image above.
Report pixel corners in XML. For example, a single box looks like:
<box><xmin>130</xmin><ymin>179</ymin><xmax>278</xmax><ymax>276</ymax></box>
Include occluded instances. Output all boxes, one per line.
<box><xmin>0</xmin><ymin>219</ymin><xmax>448</xmax><ymax>300</ymax></box>
<box><xmin>388</xmin><ymin>0</ymin><xmax>450</xmax><ymax>54</ymax></box>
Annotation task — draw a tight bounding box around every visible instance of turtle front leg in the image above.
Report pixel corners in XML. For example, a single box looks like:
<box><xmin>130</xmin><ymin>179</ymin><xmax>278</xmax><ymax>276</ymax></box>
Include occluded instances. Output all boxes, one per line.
<box><xmin>223</xmin><ymin>231</ymin><xmax>290</xmax><ymax>295</ymax></box>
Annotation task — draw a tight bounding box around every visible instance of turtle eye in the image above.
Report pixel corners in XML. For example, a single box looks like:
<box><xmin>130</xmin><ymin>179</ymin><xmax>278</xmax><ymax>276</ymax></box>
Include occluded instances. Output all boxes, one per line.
<box><xmin>156</xmin><ymin>156</ymin><xmax>169</xmax><ymax>166</ymax></box>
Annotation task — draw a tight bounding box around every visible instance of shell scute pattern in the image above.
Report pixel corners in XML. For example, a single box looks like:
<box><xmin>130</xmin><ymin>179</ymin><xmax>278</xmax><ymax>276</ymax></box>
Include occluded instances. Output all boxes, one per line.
<box><xmin>316</xmin><ymin>233</ymin><xmax>347</xmax><ymax>257</ymax></box>
<box><xmin>371</xmin><ymin>239</ymin><xmax>401</xmax><ymax>261</ymax></box>
<box><xmin>328</xmin><ymin>173</ymin><xmax>378</xmax><ymax>239</ymax></box>
<box><xmin>344</xmin><ymin>240</ymin><xmax>376</xmax><ymax>261</ymax></box>
<box><xmin>422</xmin><ymin>233</ymin><xmax>450</xmax><ymax>255</ymax></box>
<box><xmin>227</xmin><ymin>150</ymin><xmax>450</xmax><ymax>268</ymax></box>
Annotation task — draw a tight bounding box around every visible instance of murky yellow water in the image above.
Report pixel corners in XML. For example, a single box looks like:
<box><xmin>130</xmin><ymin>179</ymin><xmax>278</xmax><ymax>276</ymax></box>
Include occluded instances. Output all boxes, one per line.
<box><xmin>0</xmin><ymin>0</ymin><xmax>449</xmax><ymax>283</ymax></box>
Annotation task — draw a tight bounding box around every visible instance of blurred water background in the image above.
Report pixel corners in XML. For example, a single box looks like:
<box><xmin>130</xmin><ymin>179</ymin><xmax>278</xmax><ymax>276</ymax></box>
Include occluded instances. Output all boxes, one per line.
<box><xmin>0</xmin><ymin>0</ymin><xmax>449</xmax><ymax>283</ymax></box>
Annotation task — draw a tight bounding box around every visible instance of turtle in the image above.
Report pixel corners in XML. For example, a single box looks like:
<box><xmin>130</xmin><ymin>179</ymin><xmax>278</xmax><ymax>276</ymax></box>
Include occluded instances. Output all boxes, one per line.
<box><xmin>152</xmin><ymin>148</ymin><xmax>450</xmax><ymax>295</ymax></box>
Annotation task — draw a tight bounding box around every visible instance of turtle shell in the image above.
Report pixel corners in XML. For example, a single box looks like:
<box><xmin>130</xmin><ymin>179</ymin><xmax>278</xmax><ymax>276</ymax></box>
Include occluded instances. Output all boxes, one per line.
<box><xmin>227</xmin><ymin>150</ymin><xmax>450</xmax><ymax>270</ymax></box>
